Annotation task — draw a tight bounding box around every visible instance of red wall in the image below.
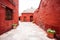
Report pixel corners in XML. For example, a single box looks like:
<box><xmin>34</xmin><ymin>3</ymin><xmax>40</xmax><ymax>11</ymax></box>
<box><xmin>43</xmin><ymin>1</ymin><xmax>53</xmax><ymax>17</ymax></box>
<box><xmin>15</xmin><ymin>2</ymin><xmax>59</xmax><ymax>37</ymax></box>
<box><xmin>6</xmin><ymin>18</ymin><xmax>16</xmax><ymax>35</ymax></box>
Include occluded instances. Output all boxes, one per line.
<box><xmin>0</xmin><ymin>0</ymin><xmax>18</xmax><ymax>35</ymax></box>
<box><xmin>34</xmin><ymin>9</ymin><xmax>39</xmax><ymax>25</ymax></box>
<box><xmin>34</xmin><ymin>0</ymin><xmax>60</xmax><ymax>36</ymax></box>
<box><xmin>20</xmin><ymin>13</ymin><xmax>33</xmax><ymax>22</ymax></box>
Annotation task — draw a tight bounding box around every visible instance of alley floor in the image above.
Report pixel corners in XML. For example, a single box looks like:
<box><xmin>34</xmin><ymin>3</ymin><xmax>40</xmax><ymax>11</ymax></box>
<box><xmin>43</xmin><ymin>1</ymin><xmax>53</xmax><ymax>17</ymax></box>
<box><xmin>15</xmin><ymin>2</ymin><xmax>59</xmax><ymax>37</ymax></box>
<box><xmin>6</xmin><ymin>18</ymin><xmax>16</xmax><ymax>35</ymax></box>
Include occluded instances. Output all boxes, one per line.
<box><xmin>0</xmin><ymin>21</ymin><xmax>55</xmax><ymax>40</ymax></box>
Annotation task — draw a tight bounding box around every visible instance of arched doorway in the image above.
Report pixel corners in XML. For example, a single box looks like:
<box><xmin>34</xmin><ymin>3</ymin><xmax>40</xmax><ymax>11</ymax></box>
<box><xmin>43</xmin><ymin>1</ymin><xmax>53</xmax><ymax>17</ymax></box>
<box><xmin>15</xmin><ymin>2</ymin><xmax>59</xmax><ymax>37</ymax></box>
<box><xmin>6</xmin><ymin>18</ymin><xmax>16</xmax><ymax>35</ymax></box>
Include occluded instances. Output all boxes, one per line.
<box><xmin>30</xmin><ymin>16</ymin><xmax>33</xmax><ymax>22</ymax></box>
<box><xmin>24</xmin><ymin>16</ymin><xmax>26</xmax><ymax>22</ymax></box>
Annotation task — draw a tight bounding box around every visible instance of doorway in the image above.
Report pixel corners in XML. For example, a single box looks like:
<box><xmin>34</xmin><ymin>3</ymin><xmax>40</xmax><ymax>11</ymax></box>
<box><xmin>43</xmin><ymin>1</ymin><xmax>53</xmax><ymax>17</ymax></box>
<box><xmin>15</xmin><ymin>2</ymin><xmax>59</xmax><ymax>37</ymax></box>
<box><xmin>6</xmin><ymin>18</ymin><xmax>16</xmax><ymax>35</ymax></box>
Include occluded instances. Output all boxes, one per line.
<box><xmin>24</xmin><ymin>16</ymin><xmax>26</xmax><ymax>22</ymax></box>
<box><xmin>30</xmin><ymin>16</ymin><xmax>33</xmax><ymax>22</ymax></box>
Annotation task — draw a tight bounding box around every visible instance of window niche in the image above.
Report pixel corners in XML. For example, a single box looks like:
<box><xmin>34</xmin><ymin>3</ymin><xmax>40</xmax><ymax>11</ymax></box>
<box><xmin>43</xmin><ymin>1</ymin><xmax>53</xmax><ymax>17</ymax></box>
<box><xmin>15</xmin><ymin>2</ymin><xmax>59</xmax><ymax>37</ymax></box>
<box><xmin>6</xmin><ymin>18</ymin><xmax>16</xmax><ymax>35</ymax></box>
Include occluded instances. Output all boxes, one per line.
<box><xmin>5</xmin><ymin>7</ymin><xmax>13</xmax><ymax>20</ymax></box>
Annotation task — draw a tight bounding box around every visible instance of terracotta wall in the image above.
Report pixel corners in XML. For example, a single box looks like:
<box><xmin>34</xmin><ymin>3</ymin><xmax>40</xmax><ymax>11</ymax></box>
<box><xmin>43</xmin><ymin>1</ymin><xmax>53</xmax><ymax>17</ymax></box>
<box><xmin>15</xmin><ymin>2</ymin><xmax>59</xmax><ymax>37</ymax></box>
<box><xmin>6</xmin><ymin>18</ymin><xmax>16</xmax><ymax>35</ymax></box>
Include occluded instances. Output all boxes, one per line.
<box><xmin>0</xmin><ymin>0</ymin><xmax>18</xmax><ymax>35</ymax></box>
<box><xmin>34</xmin><ymin>9</ymin><xmax>39</xmax><ymax>25</ymax></box>
<box><xmin>34</xmin><ymin>0</ymin><xmax>60</xmax><ymax>36</ymax></box>
<box><xmin>20</xmin><ymin>13</ymin><xmax>33</xmax><ymax>22</ymax></box>
<box><xmin>13</xmin><ymin>0</ymin><xmax>19</xmax><ymax>24</ymax></box>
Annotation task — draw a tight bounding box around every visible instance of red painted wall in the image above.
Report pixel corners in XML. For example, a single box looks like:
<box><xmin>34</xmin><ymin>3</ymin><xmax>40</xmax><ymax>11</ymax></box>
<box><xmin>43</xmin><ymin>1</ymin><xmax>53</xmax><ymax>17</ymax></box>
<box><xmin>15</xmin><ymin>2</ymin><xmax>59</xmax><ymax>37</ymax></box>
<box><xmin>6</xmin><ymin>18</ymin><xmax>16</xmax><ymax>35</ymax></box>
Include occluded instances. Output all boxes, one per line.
<box><xmin>20</xmin><ymin>13</ymin><xmax>33</xmax><ymax>22</ymax></box>
<box><xmin>34</xmin><ymin>9</ymin><xmax>39</xmax><ymax>25</ymax></box>
<box><xmin>0</xmin><ymin>0</ymin><xmax>18</xmax><ymax>35</ymax></box>
<box><xmin>34</xmin><ymin>0</ymin><xmax>60</xmax><ymax>36</ymax></box>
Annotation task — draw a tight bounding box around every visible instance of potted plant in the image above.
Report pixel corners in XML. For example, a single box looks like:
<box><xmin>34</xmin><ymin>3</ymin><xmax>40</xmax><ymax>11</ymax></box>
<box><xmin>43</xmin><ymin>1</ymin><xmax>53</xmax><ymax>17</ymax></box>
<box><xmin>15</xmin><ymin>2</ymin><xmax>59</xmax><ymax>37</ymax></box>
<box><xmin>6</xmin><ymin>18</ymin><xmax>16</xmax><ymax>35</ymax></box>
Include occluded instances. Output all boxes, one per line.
<box><xmin>12</xmin><ymin>24</ymin><xmax>17</xmax><ymax>29</ymax></box>
<box><xmin>47</xmin><ymin>28</ymin><xmax>56</xmax><ymax>38</ymax></box>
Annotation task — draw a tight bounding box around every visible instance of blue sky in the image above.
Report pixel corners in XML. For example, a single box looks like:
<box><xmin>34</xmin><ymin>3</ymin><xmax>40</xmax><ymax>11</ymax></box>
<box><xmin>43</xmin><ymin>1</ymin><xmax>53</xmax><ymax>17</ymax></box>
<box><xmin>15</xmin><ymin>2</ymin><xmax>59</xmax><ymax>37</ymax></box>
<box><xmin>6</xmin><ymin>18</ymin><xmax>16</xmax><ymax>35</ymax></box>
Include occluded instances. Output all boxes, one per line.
<box><xmin>19</xmin><ymin>0</ymin><xmax>40</xmax><ymax>16</ymax></box>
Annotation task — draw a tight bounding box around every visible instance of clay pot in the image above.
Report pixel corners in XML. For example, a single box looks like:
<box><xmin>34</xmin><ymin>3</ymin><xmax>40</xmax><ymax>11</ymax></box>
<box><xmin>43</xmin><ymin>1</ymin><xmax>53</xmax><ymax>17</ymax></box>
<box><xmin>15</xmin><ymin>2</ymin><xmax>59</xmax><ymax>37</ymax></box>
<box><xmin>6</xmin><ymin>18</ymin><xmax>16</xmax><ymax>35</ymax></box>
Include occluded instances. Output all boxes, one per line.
<box><xmin>47</xmin><ymin>32</ymin><xmax>54</xmax><ymax>39</ymax></box>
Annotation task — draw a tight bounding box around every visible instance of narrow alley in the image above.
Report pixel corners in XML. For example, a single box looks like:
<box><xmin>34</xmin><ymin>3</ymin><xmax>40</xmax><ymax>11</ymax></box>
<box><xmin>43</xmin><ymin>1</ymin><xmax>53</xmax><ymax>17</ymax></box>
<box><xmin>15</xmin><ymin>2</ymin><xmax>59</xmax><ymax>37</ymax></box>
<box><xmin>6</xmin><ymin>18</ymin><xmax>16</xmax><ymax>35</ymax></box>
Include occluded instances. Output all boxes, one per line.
<box><xmin>0</xmin><ymin>21</ymin><xmax>55</xmax><ymax>40</ymax></box>
<box><xmin>0</xmin><ymin>0</ymin><xmax>60</xmax><ymax>40</ymax></box>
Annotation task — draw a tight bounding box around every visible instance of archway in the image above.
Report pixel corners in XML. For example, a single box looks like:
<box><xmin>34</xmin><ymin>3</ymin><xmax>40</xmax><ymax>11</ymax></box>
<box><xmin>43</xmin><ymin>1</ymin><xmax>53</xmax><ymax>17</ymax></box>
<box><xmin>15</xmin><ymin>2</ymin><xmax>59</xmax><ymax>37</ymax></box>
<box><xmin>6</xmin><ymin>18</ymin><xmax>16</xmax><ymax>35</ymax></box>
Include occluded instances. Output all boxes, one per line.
<box><xmin>30</xmin><ymin>16</ymin><xmax>33</xmax><ymax>22</ymax></box>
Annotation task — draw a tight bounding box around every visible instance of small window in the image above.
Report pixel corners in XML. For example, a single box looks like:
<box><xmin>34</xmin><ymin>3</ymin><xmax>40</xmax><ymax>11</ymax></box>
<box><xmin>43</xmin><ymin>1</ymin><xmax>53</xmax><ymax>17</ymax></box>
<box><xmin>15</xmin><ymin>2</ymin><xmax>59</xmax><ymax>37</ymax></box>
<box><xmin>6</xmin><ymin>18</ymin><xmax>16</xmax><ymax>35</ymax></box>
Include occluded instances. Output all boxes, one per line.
<box><xmin>5</xmin><ymin>7</ymin><xmax>13</xmax><ymax>20</ymax></box>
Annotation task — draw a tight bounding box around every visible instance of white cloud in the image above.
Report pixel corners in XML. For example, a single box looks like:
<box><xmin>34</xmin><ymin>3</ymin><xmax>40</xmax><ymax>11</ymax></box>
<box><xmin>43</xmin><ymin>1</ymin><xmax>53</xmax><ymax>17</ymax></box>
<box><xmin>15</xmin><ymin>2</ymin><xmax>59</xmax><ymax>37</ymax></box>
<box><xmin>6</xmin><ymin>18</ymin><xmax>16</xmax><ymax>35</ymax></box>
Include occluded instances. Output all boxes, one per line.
<box><xmin>19</xmin><ymin>0</ymin><xmax>40</xmax><ymax>16</ymax></box>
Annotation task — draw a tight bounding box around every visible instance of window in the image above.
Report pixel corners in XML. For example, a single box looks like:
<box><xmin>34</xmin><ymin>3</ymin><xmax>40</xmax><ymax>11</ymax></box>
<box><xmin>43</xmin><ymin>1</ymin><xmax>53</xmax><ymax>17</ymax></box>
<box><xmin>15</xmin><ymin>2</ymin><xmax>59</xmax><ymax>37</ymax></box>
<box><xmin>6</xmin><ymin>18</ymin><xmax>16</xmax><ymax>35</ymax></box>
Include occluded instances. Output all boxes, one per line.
<box><xmin>5</xmin><ymin>7</ymin><xmax>13</xmax><ymax>20</ymax></box>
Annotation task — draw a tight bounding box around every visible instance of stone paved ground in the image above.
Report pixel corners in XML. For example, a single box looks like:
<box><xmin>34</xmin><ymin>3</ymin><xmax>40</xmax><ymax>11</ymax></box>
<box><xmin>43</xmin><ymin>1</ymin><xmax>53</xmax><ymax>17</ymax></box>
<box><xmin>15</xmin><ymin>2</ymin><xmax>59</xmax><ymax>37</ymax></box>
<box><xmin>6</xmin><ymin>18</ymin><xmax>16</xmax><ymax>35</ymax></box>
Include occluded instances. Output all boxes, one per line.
<box><xmin>0</xmin><ymin>21</ymin><xmax>55</xmax><ymax>40</ymax></box>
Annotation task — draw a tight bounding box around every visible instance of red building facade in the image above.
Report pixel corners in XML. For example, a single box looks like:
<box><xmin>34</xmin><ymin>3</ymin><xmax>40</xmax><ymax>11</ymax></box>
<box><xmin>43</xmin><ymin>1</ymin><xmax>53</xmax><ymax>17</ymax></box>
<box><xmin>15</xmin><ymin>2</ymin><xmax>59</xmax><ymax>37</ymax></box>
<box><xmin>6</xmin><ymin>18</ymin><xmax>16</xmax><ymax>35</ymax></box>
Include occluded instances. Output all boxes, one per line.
<box><xmin>0</xmin><ymin>0</ymin><xmax>19</xmax><ymax>35</ymax></box>
<box><xmin>34</xmin><ymin>0</ymin><xmax>60</xmax><ymax>37</ymax></box>
<box><xmin>20</xmin><ymin>8</ymin><xmax>35</xmax><ymax>22</ymax></box>
<box><xmin>20</xmin><ymin>13</ymin><xmax>33</xmax><ymax>22</ymax></box>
